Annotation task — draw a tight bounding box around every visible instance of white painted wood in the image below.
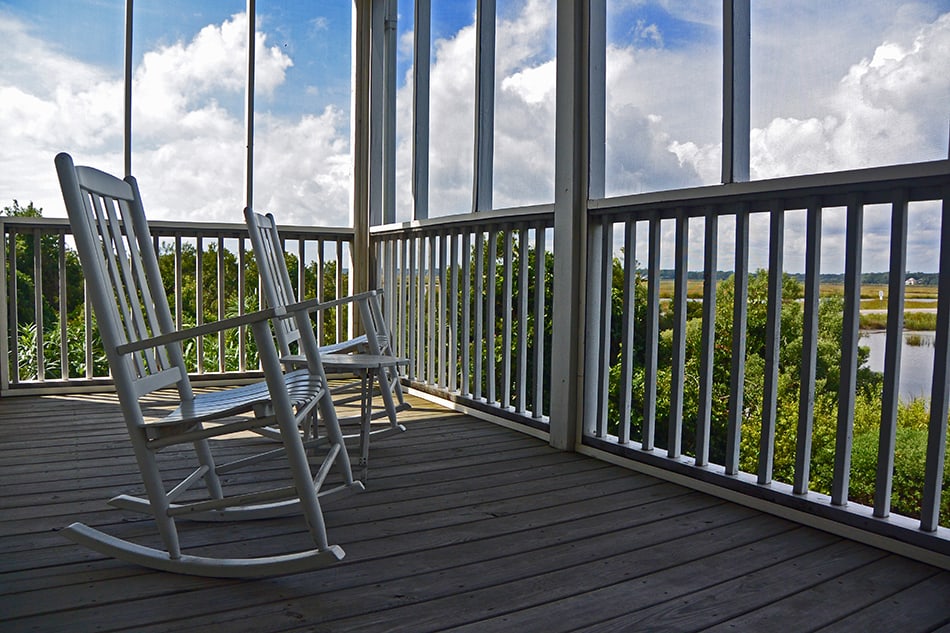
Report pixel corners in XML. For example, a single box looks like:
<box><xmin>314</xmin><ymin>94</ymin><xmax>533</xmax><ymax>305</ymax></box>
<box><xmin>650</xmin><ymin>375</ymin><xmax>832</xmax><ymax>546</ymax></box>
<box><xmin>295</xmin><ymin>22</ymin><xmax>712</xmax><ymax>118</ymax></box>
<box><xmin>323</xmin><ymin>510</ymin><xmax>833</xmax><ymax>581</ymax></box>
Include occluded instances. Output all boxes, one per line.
<box><xmin>438</xmin><ymin>232</ymin><xmax>448</xmax><ymax>388</ymax></box>
<box><xmin>794</xmin><ymin>200</ymin><xmax>822</xmax><ymax>495</ymax></box>
<box><xmin>550</xmin><ymin>0</ymin><xmax>590</xmax><ymax>451</ymax></box>
<box><xmin>337</xmin><ymin>240</ymin><xmax>346</xmax><ymax>341</ymax></box>
<box><xmin>412</xmin><ymin>0</ymin><xmax>431</xmax><ymax>221</ymax></box>
<box><xmin>502</xmin><ymin>229</ymin><xmax>514</xmax><ymax>407</ymax></box>
<box><xmin>532</xmin><ymin>225</ymin><xmax>546</xmax><ymax>418</ymax></box>
<box><xmin>722</xmin><ymin>0</ymin><xmax>750</xmax><ymax>183</ymax></box>
<box><xmin>596</xmin><ymin>221</ymin><xmax>613</xmax><ymax>437</ymax></box>
<box><xmin>588</xmin><ymin>0</ymin><xmax>606</xmax><ymax>199</ymax></box>
<box><xmin>516</xmin><ymin>226</ymin><xmax>529</xmax><ymax>414</ymax></box>
<box><xmin>58</xmin><ymin>233</ymin><xmax>68</xmax><ymax>377</ymax></box>
<box><xmin>668</xmin><ymin>214</ymin><xmax>688</xmax><ymax>458</ymax></box>
<box><xmin>921</xmin><ymin>191</ymin><xmax>950</xmax><ymax>531</ymax></box>
<box><xmin>244</xmin><ymin>0</ymin><xmax>255</xmax><ymax>209</ymax></box>
<box><xmin>486</xmin><ymin>228</ymin><xmax>498</xmax><ymax>404</ymax></box>
<box><xmin>583</xmin><ymin>220</ymin><xmax>604</xmax><ymax>437</ymax></box>
<box><xmin>238</xmin><ymin>239</ymin><xmax>247</xmax><ymax>372</ymax></box>
<box><xmin>758</xmin><ymin>201</ymin><xmax>784</xmax><ymax>484</ymax></box>
<box><xmin>449</xmin><ymin>231</ymin><xmax>459</xmax><ymax>392</ymax></box>
<box><xmin>725</xmin><ymin>207</ymin><xmax>749</xmax><ymax>475</ymax></box>
<box><xmin>368</xmin><ymin>0</ymin><xmax>385</xmax><ymax>227</ymax></box>
<box><xmin>62</xmin><ymin>522</ymin><xmax>345</xmax><ymax>578</ymax></box>
<box><xmin>245</xmin><ymin>208</ymin><xmax>409</xmax><ymax>441</ymax></box>
<box><xmin>461</xmin><ymin>231</ymin><xmax>472</xmax><ymax>396</ymax></box>
<box><xmin>474</xmin><ymin>230</ymin><xmax>485</xmax><ymax>400</ymax></box>
<box><xmin>382</xmin><ymin>0</ymin><xmax>397</xmax><ymax>225</ymax></box>
<box><xmin>0</xmin><ymin>223</ymin><xmax>9</xmax><ymax>389</ymax></box>
<box><xmin>415</xmin><ymin>236</ymin><xmax>425</xmax><ymax>378</ymax></box>
<box><xmin>33</xmin><ymin>231</ymin><xmax>44</xmax><ymax>380</ymax></box>
<box><xmin>195</xmin><ymin>236</ymin><xmax>204</xmax><ymax>373</ymax></box>
<box><xmin>123</xmin><ymin>0</ymin><xmax>133</xmax><ymax>176</ymax></box>
<box><xmin>473</xmin><ymin>0</ymin><xmax>495</xmax><ymax>212</ymax></box>
<box><xmin>642</xmin><ymin>217</ymin><xmax>661</xmax><ymax>450</ymax></box>
<box><xmin>217</xmin><ymin>236</ymin><xmax>226</xmax><ymax>373</ymax></box>
<box><xmin>618</xmin><ymin>221</ymin><xmax>636</xmax><ymax>445</ymax></box>
<box><xmin>55</xmin><ymin>152</ymin><xmax>360</xmax><ymax>576</ymax></box>
<box><xmin>352</xmin><ymin>0</ymin><xmax>373</xmax><ymax>300</ymax></box>
<box><xmin>427</xmin><ymin>233</ymin><xmax>436</xmax><ymax>383</ymax></box>
<box><xmin>874</xmin><ymin>192</ymin><xmax>908</xmax><ymax>517</ymax></box>
<box><xmin>832</xmin><ymin>194</ymin><xmax>864</xmax><ymax>506</ymax></box>
<box><xmin>695</xmin><ymin>212</ymin><xmax>718</xmax><ymax>466</ymax></box>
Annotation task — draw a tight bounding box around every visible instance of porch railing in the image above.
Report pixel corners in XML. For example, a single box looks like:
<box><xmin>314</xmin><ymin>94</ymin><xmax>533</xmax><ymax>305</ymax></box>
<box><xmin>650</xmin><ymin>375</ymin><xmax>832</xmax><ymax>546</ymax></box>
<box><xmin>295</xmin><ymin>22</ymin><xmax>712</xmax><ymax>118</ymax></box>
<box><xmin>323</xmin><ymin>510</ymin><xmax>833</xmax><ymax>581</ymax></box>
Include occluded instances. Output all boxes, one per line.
<box><xmin>372</xmin><ymin>205</ymin><xmax>554</xmax><ymax>431</ymax></box>
<box><xmin>370</xmin><ymin>162</ymin><xmax>948</xmax><ymax>562</ymax></box>
<box><xmin>583</xmin><ymin>161</ymin><xmax>949</xmax><ymax>558</ymax></box>
<box><xmin>4</xmin><ymin>164</ymin><xmax>948</xmax><ymax>562</ymax></box>
<box><xmin>1</xmin><ymin>216</ymin><xmax>355</xmax><ymax>394</ymax></box>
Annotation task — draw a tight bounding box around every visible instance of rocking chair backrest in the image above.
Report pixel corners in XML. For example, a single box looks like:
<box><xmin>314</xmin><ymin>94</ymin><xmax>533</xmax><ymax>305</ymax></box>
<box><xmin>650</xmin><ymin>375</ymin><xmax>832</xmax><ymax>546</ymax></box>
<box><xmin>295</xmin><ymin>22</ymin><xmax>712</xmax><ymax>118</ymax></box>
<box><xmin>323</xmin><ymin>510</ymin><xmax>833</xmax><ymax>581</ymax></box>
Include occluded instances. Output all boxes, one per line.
<box><xmin>55</xmin><ymin>153</ymin><xmax>192</xmax><ymax>404</ymax></box>
<box><xmin>244</xmin><ymin>209</ymin><xmax>304</xmax><ymax>357</ymax></box>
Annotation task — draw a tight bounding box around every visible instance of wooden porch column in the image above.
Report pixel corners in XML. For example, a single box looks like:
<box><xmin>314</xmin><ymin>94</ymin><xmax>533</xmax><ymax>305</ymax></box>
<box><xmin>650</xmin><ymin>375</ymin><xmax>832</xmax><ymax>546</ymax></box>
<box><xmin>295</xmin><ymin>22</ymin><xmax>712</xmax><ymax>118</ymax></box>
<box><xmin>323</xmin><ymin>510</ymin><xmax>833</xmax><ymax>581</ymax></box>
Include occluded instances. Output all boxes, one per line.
<box><xmin>722</xmin><ymin>0</ymin><xmax>750</xmax><ymax>183</ymax></box>
<box><xmin>352</xmin><ymin>0</ymin><xmax>372</xmax><ymax>301</ymax></box>
<box><xmin>123</xmin><ymin>0</ymin><xmax>133</xmax><ymax>177</ymax></box>
<box><xmin>412</xmin><ymin>0</ymin><xmax>431</xmax><ymax>221</ymax></box>
<box><xmin>550</xmin><ymin>0</ymin><xmax>593</xmax><ymax>451</ymax></box>
<box><xmin>472</xmin><ymin>0</ymin><xmax>496</xmax><ymax>212</ymax></box>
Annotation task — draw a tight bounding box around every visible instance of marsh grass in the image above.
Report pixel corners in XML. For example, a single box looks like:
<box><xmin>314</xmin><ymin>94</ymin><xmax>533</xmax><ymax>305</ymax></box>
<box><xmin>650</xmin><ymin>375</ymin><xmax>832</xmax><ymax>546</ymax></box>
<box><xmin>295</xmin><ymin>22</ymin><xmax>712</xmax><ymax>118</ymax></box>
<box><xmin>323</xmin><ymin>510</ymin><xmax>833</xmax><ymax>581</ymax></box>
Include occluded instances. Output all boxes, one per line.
<box><xmin>905</xmin><ymin>333</ymin><xmax>932</xmax><ymax>346</ymax></box>
<box><xmin>860</xmin><ymin>312</ymin><xmax>937</xmax><ymax>330</ymax></box>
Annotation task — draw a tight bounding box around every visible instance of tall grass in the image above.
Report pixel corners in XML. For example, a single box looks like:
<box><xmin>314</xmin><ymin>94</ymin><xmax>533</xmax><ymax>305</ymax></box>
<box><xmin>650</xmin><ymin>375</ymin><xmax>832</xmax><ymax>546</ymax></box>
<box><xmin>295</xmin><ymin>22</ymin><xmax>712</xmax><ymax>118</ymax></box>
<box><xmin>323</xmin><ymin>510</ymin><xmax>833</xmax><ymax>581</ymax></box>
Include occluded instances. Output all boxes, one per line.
<box><xmin>859</xmin><ymin>311</ymin><xmax>937</xmax><ymax>331</ymax></box>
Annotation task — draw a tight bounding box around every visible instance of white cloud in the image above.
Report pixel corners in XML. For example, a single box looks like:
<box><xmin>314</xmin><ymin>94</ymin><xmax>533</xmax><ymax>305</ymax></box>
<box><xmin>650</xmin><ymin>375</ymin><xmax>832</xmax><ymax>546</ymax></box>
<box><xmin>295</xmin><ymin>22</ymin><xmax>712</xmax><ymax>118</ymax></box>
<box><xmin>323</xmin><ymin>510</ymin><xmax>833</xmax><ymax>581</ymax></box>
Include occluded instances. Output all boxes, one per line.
<box><xmin>0</xmin><ymin>12</ymin><xmax>123</xmax><ymax>212</ymax></box>
<box><xmin>1</xmin><ymin>0</ymin><xmax>946</xmax><ymax>271</ymax></box>
<box><xmin>0</xmin><ymin>10</ymin><xmax>353</xmax><ymax>226</ymax></box>
<box><xmin>132</xmin><ymin>13</ymin><xmax>292</xmax><ymax>142</ymax></box>
<box><xmin>501</xmin><ymin>63</ymin><xmax>553</xmax><ymax>105</ymax></box>
<box><xmin>666</xmin><ymin>9</ymin><xmax>950</xmax><ymax>187</ymax></box>
<box><xmin>253</xmin><ymin>108</ymin><xmax>352</xmax><ymax>226</ymax></box>
<box><xmin>634</xmin><ymin>20</ymin><xmax>664</xmax><ymax>47</ymax></box>
<box><xmin>402</xmin><ymin>17</ymin><xmax>477</xmax><ymax>216</ymax></box>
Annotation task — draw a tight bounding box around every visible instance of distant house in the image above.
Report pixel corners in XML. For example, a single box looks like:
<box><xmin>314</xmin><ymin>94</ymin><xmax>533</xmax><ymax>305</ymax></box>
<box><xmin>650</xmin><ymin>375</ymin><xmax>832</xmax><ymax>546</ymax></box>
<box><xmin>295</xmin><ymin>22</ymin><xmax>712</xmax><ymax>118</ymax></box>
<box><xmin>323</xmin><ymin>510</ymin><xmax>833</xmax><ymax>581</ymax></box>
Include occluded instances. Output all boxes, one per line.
<box><xmin>905</xmin><ymin>277</ymin><xmax>918</xmax><ymax>285</ymax></box>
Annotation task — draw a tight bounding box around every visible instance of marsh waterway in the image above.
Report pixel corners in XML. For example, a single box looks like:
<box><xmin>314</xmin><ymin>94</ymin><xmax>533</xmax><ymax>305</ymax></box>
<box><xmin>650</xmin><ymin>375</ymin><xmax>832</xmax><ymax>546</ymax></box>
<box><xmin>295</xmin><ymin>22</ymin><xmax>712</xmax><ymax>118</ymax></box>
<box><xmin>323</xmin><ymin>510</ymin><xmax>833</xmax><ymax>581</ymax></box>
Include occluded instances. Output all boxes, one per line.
<box><xmin>860</xmin><ymin>330</ymin><xmax>937</xmax><ymax>402</ymax></box>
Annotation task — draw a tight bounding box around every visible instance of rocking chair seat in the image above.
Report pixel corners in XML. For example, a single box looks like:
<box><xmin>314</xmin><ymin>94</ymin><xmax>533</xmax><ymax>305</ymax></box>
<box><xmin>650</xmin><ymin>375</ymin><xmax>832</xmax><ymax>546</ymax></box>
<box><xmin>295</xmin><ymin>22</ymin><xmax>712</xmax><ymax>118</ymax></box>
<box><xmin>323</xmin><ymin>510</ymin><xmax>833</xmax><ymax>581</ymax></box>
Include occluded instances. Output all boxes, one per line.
<box><xmin>320</xmin><ymin>333</ymin><xmax>368</xmax><ymax>355</ymax></box>
<box><xmin>161</xmin><ymin>369</ymin><xmax>322</xmax><ymax>426</ymax></box>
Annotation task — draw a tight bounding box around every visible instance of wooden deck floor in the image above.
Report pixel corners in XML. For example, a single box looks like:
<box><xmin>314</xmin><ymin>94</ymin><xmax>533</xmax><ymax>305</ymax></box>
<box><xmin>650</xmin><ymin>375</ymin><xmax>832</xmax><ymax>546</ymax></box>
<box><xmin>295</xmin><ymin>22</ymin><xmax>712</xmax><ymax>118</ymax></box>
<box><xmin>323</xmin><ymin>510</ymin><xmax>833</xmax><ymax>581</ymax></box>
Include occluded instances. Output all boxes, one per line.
<box><xmin>1</xmin><ymin>389</ymin><xmax>948</xmax><ymax>633</ymax></box>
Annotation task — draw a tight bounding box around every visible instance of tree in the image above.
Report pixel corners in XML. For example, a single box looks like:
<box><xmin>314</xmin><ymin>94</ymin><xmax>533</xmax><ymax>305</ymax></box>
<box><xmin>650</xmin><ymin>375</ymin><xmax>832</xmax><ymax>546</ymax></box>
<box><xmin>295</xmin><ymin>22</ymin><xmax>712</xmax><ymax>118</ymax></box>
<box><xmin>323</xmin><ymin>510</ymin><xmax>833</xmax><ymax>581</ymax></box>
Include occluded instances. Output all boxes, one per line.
<box><xmin>605</xmin><ymin>259</ymin><xmax>947</xmax><ymax>526</ymax></box>
<box><xmin>4</xmin><ymin>201</ymin><xmax>88</xmax><ymax>379</ymax></box>
<box><xmin>3</xmin><ymin>201</ymin><xmax>85</xmax><ymax>329</ymax></box>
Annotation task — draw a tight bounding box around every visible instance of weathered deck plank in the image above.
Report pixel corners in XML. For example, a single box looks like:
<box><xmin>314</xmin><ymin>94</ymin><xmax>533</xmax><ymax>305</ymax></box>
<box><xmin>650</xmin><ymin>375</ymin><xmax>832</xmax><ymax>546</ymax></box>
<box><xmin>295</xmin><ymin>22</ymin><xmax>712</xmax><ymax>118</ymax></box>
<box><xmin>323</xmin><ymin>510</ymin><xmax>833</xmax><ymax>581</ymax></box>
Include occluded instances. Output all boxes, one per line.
<box><xmin>0</xmin><ymin>391</ymin><xmax>947</xmax><ymax>633</ymax></box>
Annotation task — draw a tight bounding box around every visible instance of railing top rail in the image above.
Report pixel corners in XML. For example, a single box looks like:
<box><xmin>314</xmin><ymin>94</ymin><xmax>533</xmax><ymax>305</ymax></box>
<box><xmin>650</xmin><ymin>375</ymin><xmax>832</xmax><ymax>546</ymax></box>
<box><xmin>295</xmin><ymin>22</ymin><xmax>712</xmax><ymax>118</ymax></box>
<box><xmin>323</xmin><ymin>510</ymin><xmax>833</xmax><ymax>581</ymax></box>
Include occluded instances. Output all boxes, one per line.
<box><xmin>0</xmin><ymin>216</ymin><xmax>355</xmax><ymax>240</ymax></box>
<box><xmin>589</xmin><ymin>159</ymin><xmax>950</xmax><ymax>219</ymax></box>
<box><xmin>370</xmin><ymin>203</ymin><xmax>554</xmax><ymax>237</ymax></box>
<box><xmin>367</xmin><ymin>162</ymin><xmax>948</xmax><ymax>235</ymax></box>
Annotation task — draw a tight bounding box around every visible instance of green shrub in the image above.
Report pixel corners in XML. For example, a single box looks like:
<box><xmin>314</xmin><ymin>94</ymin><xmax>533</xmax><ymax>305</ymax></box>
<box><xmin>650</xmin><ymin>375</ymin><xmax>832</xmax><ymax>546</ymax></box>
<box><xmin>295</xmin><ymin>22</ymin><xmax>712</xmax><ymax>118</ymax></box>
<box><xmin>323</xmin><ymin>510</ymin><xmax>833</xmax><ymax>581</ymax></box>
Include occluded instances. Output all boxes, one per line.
<box><xmin>849</xmin><ymin>424</ymin><xmax>950</xmax><ymax>525</ymax></box>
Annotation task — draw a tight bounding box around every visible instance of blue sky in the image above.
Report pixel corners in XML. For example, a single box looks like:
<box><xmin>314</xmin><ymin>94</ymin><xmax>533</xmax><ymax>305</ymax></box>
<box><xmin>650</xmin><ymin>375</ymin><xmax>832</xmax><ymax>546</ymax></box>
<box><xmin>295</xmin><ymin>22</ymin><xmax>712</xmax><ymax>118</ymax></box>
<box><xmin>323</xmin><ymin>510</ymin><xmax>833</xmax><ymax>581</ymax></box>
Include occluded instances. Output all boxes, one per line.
<box><xmin>1</xmin><ymin>0</ymin><xmax>948</xmax><ymax>272</ymax></box>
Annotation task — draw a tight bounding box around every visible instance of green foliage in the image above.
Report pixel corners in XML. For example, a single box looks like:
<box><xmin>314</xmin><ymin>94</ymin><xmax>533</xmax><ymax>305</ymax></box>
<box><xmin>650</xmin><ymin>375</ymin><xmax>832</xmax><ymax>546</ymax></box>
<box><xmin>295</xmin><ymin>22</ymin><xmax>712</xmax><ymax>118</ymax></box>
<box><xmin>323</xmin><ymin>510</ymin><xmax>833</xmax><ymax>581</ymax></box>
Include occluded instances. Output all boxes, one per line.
<box><xmin>16</xmin><ymin>317</ymin><xmax>108</xmax><ymax>380</ymax></box>
<box><xmin>7</xmin><ymin>203</ymin><xmax>350</xmax><ymax>379</ymax></box>
<box><xmin>606</xmin><ymin>261</ymin><xmax>947</xmax><ymax>527</ymax></box>
<box><xmin>460</xmin><ymin>232</ymin><xmax>553</xmax><ymax>412</ymax></box>
<box><xmin>2</xmin><ymin>201</ymin><xmax>85</xmax><ymax>330</ymax></box>
<box><xmin>849</xmin><ymin>423</ymin><xmax>950</xmax><ymax>525</ymax></box>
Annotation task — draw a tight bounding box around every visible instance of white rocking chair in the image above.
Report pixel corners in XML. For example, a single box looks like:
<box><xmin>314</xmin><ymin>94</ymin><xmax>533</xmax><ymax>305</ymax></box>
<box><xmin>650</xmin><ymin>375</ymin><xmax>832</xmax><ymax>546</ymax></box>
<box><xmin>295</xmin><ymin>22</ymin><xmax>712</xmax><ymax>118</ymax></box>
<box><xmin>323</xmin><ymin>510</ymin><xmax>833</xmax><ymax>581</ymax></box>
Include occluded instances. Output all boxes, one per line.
<box><xmin>244</xmin><ymin>209</ymin><xmax>409</xmax><ymax>478</ymax></box>
<box><xmin>55</xmin><ymin>153</ymin><xmax>362</xmax><ymax>578</ymax></box>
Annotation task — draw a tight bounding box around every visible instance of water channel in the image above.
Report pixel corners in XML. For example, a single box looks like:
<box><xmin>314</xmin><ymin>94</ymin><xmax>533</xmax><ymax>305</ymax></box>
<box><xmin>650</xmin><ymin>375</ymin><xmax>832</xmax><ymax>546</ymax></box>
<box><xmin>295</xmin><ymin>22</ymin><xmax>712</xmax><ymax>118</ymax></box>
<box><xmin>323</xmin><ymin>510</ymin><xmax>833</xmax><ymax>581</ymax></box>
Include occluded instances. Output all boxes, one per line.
<box><xmin>860</xmin><ymin>330</ymin><xmax>937</xmax><ymax>402</ymax></box>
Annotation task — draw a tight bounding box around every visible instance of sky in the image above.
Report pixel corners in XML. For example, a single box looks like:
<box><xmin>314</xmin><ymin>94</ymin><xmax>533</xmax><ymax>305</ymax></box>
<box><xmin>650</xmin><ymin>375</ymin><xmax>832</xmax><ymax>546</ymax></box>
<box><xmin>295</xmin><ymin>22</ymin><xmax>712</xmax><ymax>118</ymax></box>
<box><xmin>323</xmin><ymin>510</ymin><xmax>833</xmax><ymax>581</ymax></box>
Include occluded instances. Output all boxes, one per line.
<box><xmin>1</xmin><ymin>0</ymin><xmax>949</xmax><ymax>273</ymax></box>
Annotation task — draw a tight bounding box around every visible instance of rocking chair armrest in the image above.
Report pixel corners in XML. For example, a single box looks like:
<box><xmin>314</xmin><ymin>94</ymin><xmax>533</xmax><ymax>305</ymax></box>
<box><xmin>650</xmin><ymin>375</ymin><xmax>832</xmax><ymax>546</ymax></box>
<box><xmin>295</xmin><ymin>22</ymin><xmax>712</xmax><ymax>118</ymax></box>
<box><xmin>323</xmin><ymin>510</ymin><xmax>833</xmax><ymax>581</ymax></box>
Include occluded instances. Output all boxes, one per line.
<box><xmin>115</xmin><ymin>292</ymin><xmax>377</xmax><ymax>356</ymax></box>
<box><xmin>288</xmin><ymin>289</ymin><xmax>379</xmax><ymax>313</ymax></box>
<box><xmin>115</xmin><ymin>305</ymin><xmax>288</xmax><ymax>355</ymax></box>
